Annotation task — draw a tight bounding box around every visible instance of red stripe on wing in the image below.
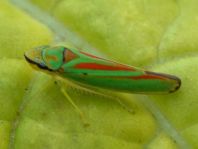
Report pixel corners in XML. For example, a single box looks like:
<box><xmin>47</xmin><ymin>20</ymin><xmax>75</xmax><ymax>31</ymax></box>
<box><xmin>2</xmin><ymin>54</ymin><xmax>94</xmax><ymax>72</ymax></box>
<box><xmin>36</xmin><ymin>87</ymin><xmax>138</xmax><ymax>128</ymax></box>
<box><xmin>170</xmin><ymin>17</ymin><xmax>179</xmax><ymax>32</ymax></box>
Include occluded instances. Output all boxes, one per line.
<box><xmin>80</xmin><ymin>51</ymin><xmax>105</xmax><ymax>60</ymax></box>
<box><xmin>97</xmin><ymin>75</ymin><xmax>165</xmax><ymax>80</ymax></box>
<box><xmin>128</xmin><ymin>74</ymin><xmax>165</xmax><ymax>80</ymax></box>
<box><xmin>75</xmin><ymin>63</ymin><xmax>134</xmax><ymax>71</ymax></box>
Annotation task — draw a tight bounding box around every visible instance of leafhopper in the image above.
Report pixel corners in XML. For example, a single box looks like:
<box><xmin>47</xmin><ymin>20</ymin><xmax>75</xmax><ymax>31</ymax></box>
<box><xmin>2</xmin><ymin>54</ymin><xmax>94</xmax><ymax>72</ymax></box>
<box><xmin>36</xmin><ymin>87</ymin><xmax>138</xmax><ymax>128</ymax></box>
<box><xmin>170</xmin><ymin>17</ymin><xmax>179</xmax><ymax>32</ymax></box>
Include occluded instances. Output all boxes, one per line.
<box><xmin>24</xmin><ymin>45</ymin><xmax>181</xmax><ymax>94</ymax></box>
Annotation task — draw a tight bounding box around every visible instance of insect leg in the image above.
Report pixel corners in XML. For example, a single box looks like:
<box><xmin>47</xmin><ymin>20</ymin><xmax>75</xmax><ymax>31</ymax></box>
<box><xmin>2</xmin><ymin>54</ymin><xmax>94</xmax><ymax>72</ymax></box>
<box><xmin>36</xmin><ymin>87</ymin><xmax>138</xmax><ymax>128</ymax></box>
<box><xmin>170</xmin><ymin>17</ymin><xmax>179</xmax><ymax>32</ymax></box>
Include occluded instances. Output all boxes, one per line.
<box><xmin>60</xmin><ymin>87</ymin><xmax>89</xmax><ymax>126</ymax></box>
<box><xmin>55</xmin><ymin>79</ymin><xmax>90</xmax><ymax>127</ymax></box>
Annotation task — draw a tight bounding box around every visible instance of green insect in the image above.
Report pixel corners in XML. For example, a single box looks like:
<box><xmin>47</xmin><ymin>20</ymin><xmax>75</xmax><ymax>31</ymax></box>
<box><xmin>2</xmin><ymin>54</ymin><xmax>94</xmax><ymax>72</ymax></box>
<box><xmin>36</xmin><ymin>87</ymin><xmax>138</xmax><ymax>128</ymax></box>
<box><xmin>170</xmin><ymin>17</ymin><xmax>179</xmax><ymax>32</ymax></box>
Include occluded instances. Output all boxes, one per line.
<box><xmin>24</xmin><ymin>45</ymin><xmax>181</xmax><ymax>93</ymax></box>
<box><xmin>24</xmin><ymin>45</ymin><xmax>181</xmax><ymax>125</ymax></box>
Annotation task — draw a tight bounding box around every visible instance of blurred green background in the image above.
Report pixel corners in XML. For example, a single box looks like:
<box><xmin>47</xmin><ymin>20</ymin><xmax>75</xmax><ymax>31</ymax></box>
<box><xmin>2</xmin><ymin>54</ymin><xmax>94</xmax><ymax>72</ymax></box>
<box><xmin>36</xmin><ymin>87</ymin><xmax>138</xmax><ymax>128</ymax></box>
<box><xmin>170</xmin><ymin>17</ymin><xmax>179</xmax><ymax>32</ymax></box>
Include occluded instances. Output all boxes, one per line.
<box><xmin>0</xmin><ymin>0</ymin><xmax>197</xmax><ymax>148</ymax></box>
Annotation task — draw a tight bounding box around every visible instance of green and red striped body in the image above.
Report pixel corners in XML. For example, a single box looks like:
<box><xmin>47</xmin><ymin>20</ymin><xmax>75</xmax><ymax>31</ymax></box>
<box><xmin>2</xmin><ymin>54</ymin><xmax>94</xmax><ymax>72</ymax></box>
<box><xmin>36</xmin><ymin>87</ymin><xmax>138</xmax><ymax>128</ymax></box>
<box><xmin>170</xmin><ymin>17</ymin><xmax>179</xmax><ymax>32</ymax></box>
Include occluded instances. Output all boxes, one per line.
<box><xmin>24</xmin><ymin>45</ymin><xmax>181</xmax><ymax>93</ymax></box>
